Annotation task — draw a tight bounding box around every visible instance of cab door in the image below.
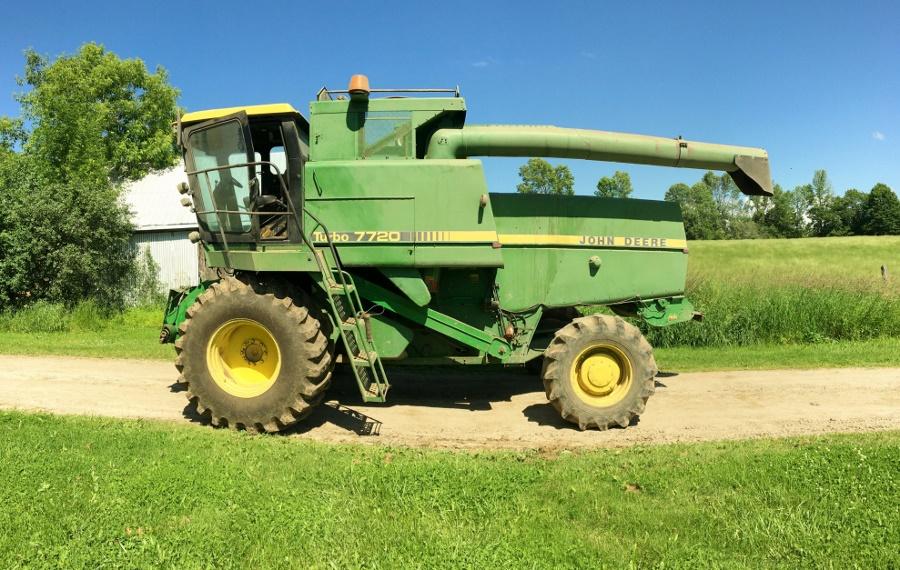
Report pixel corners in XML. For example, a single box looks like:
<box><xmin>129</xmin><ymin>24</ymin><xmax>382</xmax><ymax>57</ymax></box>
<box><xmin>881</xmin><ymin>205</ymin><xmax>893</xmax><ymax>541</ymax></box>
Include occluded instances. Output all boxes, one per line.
<box><xmin>183</xmin><ymin>112</ymin><xmax>259</xmax><ymax>243</ymax></box>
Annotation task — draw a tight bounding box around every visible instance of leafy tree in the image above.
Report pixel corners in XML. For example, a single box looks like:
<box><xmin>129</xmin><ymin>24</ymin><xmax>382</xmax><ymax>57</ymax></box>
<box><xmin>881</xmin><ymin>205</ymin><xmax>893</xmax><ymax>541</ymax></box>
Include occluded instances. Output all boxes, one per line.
<box><xmin>787</xmin><ymin>184</ymin><xmax>812</xmax><ymax>236</ymax></box>
<box><xmin>727</xmin><ymin>218</ymin><xmax>762</xmax><ymax>240</ymax></box>
<box><xmin>594</xmin><ymin>170</ymin><xmax>633</xmax><ymax>199</ymax></box>
<box><xmin>0</xmin><ymin>163</ymin><xmax>135</xmax><ymax>306</ymax></box>
<box><xmin>0</xmin><ymin>117</ymin><xmax>24</xmax><ymax>154</ymax></box>
<box><xmin>0</xmin><ymin>44</ymin><xmax>179</xmax><ymax>309</ymax></box>
<box><xmin>703</xmin><ymin>172</ymin><xmax>745</xmax><ymax>220</ymax></box>
<box><xmin>756</xmin><ymin>184</ymin><xmax>804</xmax><ymax>238</ymax></box>
<box><xmin>859</xmin><ymin>183</ymin><xmax>900</xmax><ymax>235</ymax></box>
<box><xmin>827</xmin><ymin>188</ymin><xmax>867</xmax><ymax>236</ymax></box>
<box><xmin>664</xmin><ymin>181</ymin><xmax>724</xmax><ymax>240</ymax></box>
<box><xmin>17</xmin><ymin>43</ymin><xmax>179</xmax><ymax>184</ymax></box>
<box><xmin>516</xmin><ymin>158</ymin><xmax>574</xmax><ymax>195</ymax></box>
<box><xmin>806</xmin><ymin>169</ymin><xmax>840</xmax><ymax>236</ymax></box>
<box><xmin>695</xmin><ymin>171</ymin><xmax>763</xmax><ymax>239</ymax></box>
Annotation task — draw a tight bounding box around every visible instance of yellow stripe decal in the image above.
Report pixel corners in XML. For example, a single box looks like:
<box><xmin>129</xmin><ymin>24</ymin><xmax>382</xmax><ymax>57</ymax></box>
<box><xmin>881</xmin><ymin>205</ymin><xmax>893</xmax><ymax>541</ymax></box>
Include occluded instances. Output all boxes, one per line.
<box><xmin>498</xmin><ymin>234</ymin><xmax>686</xmax><ymax>249</ymax></box>
<box><xmin>311</xmin><ymin>230</ymin><xmax>685</xmax><ymax>249</ymax></box>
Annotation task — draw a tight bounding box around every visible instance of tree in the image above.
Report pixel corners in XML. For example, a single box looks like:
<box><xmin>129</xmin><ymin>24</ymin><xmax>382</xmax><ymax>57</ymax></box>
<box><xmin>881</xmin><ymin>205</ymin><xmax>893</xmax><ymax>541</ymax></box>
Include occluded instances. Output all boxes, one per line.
<box><xmin>826</xmin><ymin>188</ymin><xmax>867</xmax><ymax>236</ymax></box>
<box><xmin>17</xmin><ymin>43</ymin><xmax>179</xmax><ymax>184</ymax></box>
<box><xmin>756</xmin><ymin>184</ymin><xmax>804</xmax><ymax>238</ymax></box>
<box><xmin>0</xmin><ymin>44</ymin><xmax>180</xmax><ymax>309</ymax></box>
<box><xmin>0</xmin><ymin>164</ymin><xmax>135</xmax><ymax>306</ymax></box>
<box><xmin>664</xmin><ymin>181</ymin><xmax>724</xmax><ymax>240</ymax></box>
<box><xmin>0</xmin><ymin>117</ymin><xmax>24</xmax><ymax>154</ymax></box>
<box><xmin>594</xmin><ymin>170</ymin><xmax>633</xmax><ymax>199</ymax></box>
<box><xmin>516</xmin><ymin>158</ymin><xmax>574</xmax><ymax>195</ymax></box>
<box><xmin>859</xmin><ymin>183</ymin><xmax>900</xmax><ymax>235</ymax></box>
<box><xmin>788</xmin><ymin>183</ymin><xmax>812</xmax><ymax>236</ymax></box>
<box><xmin>806</xmin><ymin>169</ymin><xmax>840</xmax><ymax>236</ymax></box>
<box><xmin>697</xmin><ymin>171</ymin><xmax>759</xmax><ymax>239</ymax></box>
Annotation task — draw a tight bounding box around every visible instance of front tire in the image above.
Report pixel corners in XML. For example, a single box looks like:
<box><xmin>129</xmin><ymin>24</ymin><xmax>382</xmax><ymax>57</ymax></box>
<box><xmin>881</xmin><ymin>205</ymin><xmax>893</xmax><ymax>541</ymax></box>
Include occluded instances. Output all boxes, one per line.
<box><xmin>541</xmin><ymin>314</ymin><xmax>657</xmax><ymax>430</ymax></box>
<box><xmin>174</xmin><ymin>277</ymin><xmax>333</xmax><ymax>433</ymax></box>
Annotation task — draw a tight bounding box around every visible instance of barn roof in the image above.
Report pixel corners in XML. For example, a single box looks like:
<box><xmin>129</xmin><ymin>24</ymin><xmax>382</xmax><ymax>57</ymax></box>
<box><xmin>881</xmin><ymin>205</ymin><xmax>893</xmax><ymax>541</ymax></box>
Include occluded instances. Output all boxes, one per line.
<box><xmin>123</xmin><ymin>162</ymin><xmax>198</xmax><ymax>232</ymax></box>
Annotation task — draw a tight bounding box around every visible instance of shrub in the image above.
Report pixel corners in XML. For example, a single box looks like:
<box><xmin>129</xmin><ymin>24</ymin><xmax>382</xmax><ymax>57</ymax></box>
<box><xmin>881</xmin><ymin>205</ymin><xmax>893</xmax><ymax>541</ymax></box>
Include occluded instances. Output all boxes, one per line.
<box><xmin>128</xmin><ymin>247</ymin><xmax>166</xmax><ymax>307</ymax></box>
<box><xmin>69</xmin><ymin>299</ymin><xmax>112</xmax><ymax>332</ymax></box>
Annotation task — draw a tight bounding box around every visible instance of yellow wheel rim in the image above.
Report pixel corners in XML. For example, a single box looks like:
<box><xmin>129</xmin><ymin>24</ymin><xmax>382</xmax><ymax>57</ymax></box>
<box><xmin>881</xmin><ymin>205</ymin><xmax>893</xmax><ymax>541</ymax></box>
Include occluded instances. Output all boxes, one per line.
<box><xmin>570</xmin><ymin>342</ymin><xmax>633</xmax><ymax>407</ymax></box>
<box><xmin>206</xmin><ymin>318</ymin><xmax>281</xmax><ymax>399</ymax></box>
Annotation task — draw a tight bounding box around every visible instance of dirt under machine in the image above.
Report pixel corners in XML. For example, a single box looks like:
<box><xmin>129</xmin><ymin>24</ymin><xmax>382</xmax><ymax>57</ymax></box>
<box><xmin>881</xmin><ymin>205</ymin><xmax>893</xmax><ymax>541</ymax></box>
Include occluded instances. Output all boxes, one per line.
<box><xmin>161</xmin><ymin>75</ymin><xmax>772</xmax><ymax>432</ymax></box>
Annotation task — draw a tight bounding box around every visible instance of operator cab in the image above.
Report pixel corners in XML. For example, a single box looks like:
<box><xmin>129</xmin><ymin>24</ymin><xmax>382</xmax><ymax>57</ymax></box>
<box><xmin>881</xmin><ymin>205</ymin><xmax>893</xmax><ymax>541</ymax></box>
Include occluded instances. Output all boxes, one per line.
<box><xmin>179</xmin><ymin>104</ymin><xmax>309</xmax><ymax>244</ymax></box>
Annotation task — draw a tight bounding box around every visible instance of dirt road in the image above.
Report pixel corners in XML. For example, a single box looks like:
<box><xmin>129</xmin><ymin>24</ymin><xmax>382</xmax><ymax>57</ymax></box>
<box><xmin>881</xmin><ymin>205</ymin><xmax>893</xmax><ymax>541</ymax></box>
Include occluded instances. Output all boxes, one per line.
<box><xmin>1</xmin><ymin>355</ymin><xmax>898</xmax><ymax>449</ymax></box>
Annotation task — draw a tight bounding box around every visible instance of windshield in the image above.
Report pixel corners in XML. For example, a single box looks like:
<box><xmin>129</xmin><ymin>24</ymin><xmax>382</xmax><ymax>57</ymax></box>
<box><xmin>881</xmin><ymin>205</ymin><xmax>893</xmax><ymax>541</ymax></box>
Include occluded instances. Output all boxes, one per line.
<box><xmin>187</xmin><ymin>119</ymin><xmax>253</xmax><ymax>235</ymax></box>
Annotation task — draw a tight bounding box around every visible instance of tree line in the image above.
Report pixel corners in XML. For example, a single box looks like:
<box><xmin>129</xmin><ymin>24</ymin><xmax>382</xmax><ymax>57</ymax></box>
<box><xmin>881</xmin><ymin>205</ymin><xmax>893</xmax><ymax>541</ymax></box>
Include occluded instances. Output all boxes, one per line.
<box><xmin>0</xmin><ymin>44</ymin><xmax>179</xmax><ymax>310</ymax></box>
<box><xmin>516</xmin><ymin>158</ymin><xmax>900</xmax><ymax>238</ymax></box>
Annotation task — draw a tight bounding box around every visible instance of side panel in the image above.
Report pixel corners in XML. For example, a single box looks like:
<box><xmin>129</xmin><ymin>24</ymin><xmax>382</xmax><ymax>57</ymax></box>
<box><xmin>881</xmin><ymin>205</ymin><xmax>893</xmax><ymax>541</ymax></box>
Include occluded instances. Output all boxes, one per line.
<box><xmin>490</xmin><ymin>193</ymin><xmax>689</xmax><ymax>311</ymax></box>
<box><xmin>304</xmin><ymin>160</ymin><xmax>503</xmax><ymax>267</ymax></box>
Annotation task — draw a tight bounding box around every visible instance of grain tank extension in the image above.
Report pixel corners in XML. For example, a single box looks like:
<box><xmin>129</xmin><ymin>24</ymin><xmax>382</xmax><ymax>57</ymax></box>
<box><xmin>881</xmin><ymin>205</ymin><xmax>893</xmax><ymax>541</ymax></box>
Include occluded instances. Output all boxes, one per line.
<box><xmin>161</xmin><ymin>75</ymin><xmax>772</xmax><ymax>432</ymax></box>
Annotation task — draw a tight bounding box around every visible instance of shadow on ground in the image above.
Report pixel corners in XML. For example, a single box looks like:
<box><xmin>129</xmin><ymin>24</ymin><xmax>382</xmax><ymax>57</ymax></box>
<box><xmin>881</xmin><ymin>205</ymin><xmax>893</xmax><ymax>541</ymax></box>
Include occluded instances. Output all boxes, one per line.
<box><xmin>330</xmin><ymin>365</ymin><xmax>541</xmax><ymax>410</ymax></box>
<box><xmin>176</xmin><ymin>364</ymin><xmax>545</xmax><ymax>436</ymax></box>
<box><xmin>175</xmin><ymin>364</ymin><xmax>669</xmax><ymax>437</ymax></box>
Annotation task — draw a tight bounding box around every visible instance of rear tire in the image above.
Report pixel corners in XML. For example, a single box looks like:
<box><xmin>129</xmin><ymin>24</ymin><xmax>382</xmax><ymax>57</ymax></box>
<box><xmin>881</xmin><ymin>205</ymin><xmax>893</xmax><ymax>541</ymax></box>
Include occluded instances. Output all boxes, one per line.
<box><xmin>174</xmin><ymin>276</ymin><xmax>334</xmax><ymax>433</ymax></box>
<box><xmin>541</xmin><ymin>314</ymin><xmax>656</xmax><ymax>430</ymax></box>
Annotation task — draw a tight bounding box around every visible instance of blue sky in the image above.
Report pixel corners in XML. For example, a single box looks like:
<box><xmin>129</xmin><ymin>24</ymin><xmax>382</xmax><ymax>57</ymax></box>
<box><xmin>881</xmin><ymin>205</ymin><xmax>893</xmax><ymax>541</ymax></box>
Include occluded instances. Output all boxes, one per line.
<box><xmin>1</xmin><ymin>0</ymin><xmax>898</xmax><ymax>199</ymax></box>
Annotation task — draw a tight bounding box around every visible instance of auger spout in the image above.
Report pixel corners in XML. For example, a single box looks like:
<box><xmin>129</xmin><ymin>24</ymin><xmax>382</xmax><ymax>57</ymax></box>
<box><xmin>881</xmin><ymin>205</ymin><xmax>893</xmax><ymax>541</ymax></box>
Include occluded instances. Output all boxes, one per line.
<box><xmin>425</xmin><ymin>125</ymin><xmax>772</xmax><ymax>196</ymax></box>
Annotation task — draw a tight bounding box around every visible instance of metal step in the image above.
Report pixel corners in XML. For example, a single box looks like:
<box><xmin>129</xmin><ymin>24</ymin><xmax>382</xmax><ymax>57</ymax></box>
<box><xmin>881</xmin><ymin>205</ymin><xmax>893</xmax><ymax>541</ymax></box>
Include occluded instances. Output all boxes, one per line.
<box><xmin>352</xmin><ymin>354</ymin><xmax>375</xmax><ymax>367</ymax></box>
<box><xmin>303</xmin><ymin>222</ymin><xmax>390</xmax><ymax>404</ymax></box>
<box><xmin>328</xmin><ymin>283</ymin><xmax>355</xmax><ymax>295</ymax></box>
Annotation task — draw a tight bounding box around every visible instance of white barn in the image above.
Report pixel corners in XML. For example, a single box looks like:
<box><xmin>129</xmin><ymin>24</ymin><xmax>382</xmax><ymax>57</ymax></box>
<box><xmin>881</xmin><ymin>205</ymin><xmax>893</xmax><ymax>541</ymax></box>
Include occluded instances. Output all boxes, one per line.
<box><xmin>124</xmin><ymin>163</ymin><xmax>200</xmax><ymax>291</ymax></box>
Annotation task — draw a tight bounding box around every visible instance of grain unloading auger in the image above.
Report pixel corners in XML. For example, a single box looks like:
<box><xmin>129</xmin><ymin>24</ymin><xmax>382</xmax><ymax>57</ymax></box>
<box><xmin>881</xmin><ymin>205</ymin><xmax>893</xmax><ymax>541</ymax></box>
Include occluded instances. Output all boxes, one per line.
<box><xmin>161</xmin><ymin>75</ymin><xmax>772</xmax><ymax>432</ymax></box>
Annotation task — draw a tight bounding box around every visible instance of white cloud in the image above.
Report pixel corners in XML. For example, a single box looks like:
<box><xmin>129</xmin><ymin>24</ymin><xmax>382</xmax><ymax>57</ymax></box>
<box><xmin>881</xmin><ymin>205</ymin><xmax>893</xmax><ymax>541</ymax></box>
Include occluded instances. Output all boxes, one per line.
<box><xmin>581</xmin><ymin>51</ymin><xmax>598</xmax><ymax>60</ymax></box>
<box><xmin>471</xmin><ymin>57</ymin><xmax>499</xmax><ymax>68</ymax></box>
<box><xmin>872</xmin><ymin>131</ymin><xmax>886</xmax><ymax>141</ymax></box>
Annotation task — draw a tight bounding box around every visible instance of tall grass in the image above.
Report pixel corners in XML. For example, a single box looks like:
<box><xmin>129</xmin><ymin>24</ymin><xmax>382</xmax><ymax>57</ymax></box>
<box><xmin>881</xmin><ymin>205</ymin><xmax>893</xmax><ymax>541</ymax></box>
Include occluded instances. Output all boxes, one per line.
<box><xmin>628</xmin><ymin>236</ymin><xmax>900</xmax><ymax>348</ymax></box>
<box><xmin>640</xmin><ymin>277</ymin><xmax>900</xmax><ymax>348</ymax></box>
<box><xmin>0</xmin><ymin>300</ymin><xmax>163</xmax><ymax>334</ymax></box>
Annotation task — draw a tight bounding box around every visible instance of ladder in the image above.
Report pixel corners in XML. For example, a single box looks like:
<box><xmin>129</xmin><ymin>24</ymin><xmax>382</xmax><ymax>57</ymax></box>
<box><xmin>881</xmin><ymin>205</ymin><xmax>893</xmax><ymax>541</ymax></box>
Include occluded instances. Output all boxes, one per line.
<box><xmin>303</xmin><ymin>215</ymin><xmax>390</xmax><ymax>403</ymax></box>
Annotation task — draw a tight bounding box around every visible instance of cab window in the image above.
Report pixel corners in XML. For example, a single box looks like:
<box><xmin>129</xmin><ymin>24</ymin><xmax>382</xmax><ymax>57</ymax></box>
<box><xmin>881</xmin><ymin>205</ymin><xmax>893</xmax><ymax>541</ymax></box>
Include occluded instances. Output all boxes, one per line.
<box><xmin>187</xmin><ymin>119</ymin><xmax>253</xmax><ymax>235</ymax></box>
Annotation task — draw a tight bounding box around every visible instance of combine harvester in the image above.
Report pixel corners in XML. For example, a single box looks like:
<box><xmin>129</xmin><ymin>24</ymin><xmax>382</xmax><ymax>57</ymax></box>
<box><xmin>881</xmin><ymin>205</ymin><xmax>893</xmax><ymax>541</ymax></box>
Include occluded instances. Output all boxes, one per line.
<box><xmin>161</xmin><ymin>75</ymin><xmax>772</xmax><ymax>432</ymax></box>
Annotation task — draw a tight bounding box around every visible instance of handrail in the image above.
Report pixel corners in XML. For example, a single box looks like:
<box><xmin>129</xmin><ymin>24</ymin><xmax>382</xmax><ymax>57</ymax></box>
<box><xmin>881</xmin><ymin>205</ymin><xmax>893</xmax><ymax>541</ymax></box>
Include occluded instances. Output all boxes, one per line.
<box><xmin>317</xmin><ymin>86</ymin><xmax>460</xmax><ymax>101</ymax></box>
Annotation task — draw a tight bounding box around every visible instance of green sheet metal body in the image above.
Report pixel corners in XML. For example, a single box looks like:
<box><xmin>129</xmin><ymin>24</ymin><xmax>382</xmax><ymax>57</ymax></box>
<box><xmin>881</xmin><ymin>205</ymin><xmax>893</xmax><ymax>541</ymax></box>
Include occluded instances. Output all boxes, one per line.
<box><xmin>189</xmin><ymin>93</ymin><xmax>769</xmax><ymax>363</ymax></box>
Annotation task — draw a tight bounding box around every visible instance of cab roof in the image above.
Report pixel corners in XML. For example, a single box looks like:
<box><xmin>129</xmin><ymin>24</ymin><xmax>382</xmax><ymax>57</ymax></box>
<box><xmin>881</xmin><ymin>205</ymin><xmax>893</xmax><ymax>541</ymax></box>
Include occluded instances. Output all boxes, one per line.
<box><xmin>180</xmin><ymin>103</ymin><xmax>307</xmax><ymax>126</ymax></box>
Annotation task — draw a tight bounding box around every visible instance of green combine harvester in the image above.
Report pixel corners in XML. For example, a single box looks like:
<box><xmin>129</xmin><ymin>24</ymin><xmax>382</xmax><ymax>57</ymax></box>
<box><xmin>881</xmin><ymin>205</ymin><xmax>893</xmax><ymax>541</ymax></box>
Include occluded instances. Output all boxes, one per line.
<box><xmin>161</xmin><ymin>75</ymin><xmax>772</xmax><ymax>432</ymax></box>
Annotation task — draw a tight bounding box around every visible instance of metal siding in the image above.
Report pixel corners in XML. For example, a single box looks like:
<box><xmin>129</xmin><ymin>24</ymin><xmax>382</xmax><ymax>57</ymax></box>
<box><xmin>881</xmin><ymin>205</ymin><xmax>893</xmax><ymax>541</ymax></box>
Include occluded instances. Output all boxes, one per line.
<box><xmin>130</xmin><ymin>231</ymin><xmax>199</xmax><ymax>291</ymax></box>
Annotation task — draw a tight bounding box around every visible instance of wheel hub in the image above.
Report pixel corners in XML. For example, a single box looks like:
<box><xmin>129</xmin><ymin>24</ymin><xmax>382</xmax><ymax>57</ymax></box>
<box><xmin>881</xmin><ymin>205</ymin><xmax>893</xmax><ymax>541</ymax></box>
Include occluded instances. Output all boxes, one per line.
<box><xmin>581</xmin><ymin>354</ymin><xmax>621</xmax><ymax>396</ymax></box>
<box><xmin>206</xmin><ymin>319</ymin><xmax>281</xmax><ymax>399</ymax></box>
<box><xmin>241</xmin><ymin>338</ymin><xmax>267</xmax><ymax>364</ymax></box>
<box><xmin>570</xmin><ymin>343</ymin><xmax>633</xmax><ymax>407</ymax></box>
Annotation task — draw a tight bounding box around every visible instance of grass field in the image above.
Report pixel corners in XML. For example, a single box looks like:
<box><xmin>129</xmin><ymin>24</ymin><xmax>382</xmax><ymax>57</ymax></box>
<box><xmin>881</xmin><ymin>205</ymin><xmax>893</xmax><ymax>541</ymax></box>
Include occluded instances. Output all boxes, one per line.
<box><xmin>687</xmin><ymin>235</ymin><xmax>900</xmax><ymax>291</ymax></box>
<box><xmin>0</xmin><ymin>411</ymin><xmax>897</xmax><ymax>568</ymax></box>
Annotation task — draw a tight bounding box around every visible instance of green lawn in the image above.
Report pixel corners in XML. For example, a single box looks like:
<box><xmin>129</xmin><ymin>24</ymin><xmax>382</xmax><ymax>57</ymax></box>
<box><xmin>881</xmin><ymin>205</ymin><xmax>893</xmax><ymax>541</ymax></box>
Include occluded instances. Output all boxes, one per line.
<box><xmin>0</xmin><ymin>411</ymin><xmax>896</xmax><ymax>568</ymax></box>
<box><xmin>655</xmin><ymin>337</ymin><xmax>900</xmax><ymax>372</ymax></box>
